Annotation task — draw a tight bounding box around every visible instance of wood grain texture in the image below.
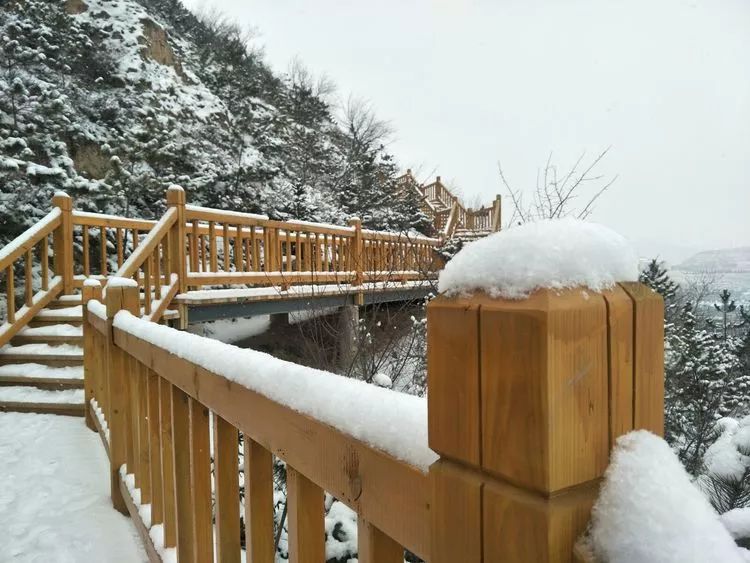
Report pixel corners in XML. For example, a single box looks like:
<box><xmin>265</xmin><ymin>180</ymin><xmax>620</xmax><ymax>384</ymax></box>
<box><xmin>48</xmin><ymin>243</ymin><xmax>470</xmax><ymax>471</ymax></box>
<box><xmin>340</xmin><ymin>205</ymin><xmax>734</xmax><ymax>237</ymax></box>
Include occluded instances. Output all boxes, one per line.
<box><xmin>159</xmin><ymin>378</ymin><xmax>176</xmax><ymax>548</ymax></box>
<box><xmin>287</xmin><ymin>465</ymin><xmax>325</xmax><ymax>563</ymax></box>
<box><xmin>244</xmin><ymin>436</ymin><xmax>275</xmax><ymax>563</ymax></box>
<box><xmin>214</xmin><ymin>414</ymin><xmax>241</xmax><ymax>563</ymax></box>
<box><xmin>426</xmin><ymin>297</ymin><xmax>481</xmax><ymax>465</ymax></box>
<box><xmin>619</xmin><ymin>282</ymin><xmax>665</xmax><ymax>435</ymax></box>
<box><xmin>428</xmin><ymin>460</ymin><xmax>482</xmax><ymax>563</ymax></box>
<box><xmin>147</xmin><ymin>369</ymin><xmax>164</xmax><ymax>526</ymax></box>
<box><xmin>478</xmin><ymin>290</ymin><xmax>609</xmax><ymax>493</ymax></box>
<box><xmin>171</xmin><ymin>385</ymin><xmax>195</xmax><ymax>563</ymax></box>
<box><xmin>189</xmin><ymin>397</ymin><xmax>213</xmax><ymax>562</ymax></box>
<box><xmin>602</xmin><ymin>287</ymin><xmax>634</xmax><ymax>447</ymax></box>
<box><xmin>482</xmin><ymin>477</ymin><xmax>598</xmax><ymax>563</ymax></box>
<box><xmin>357</xmin><ymin>518</ymin><xmax>403</xmax><ymax>563</ymax></box>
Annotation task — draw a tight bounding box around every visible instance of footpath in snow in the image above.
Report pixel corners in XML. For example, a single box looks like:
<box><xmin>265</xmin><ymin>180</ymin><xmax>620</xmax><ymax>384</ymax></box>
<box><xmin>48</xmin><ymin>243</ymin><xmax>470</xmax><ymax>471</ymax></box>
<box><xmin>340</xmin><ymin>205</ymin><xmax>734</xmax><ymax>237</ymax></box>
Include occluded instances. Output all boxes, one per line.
<box><xmin>0</xmin><ymin>413</ymin><xmax>147</xmax><ymax>563</ymax></box>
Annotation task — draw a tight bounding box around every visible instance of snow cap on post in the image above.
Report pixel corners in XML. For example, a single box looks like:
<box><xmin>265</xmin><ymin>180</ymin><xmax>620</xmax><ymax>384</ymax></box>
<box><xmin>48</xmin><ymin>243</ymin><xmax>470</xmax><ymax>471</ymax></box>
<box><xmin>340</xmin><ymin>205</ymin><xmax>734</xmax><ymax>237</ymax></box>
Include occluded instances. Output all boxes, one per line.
<box><xmin>438</xmin><ymin>217</ymin><xmax>638</xmax><ymax>299</ymax></box>
<box><xmin>167</xmin><ymin>184</ymin><xmax>185</xmax><ymax>205</ymax></box>
<box><xmin>107</xmin><ymin>276</ymin><xmax>139</xmax><ymax>289</ymax></box>
<box><xmin>83</xmin><ymin>278</ymin><xmax>102</xmax><ymax>288</ymax></box>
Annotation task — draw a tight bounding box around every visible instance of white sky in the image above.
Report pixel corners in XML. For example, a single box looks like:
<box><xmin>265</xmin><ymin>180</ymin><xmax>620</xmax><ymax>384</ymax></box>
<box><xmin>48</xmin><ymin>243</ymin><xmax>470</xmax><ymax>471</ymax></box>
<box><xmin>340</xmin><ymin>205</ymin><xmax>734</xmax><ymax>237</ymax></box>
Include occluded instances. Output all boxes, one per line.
<box><xmin>182</xmin><ymin>0</ymin><xmax>749</xmax><ymax>263</ymax></box>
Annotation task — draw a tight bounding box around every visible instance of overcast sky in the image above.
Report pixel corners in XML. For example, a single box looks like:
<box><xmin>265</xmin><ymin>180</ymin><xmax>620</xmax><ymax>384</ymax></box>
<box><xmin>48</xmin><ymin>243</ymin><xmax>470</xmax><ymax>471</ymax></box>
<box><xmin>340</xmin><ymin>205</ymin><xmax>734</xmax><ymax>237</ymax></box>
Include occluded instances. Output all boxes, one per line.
<box><xmin>183</xmin><ymin>0</ymin><xmax>749</xmax><ymax>263</ymax></box>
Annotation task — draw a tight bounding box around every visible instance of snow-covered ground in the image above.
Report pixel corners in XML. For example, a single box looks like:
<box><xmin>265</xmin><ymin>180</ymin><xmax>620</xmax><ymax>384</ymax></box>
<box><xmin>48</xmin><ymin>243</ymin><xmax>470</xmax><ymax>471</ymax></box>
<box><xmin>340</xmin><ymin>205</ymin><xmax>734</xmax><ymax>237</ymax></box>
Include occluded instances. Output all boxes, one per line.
<box><xmin>0</xmin><ymin>413</ymin><xmax>147</xmax><ymax>562</ymax></box>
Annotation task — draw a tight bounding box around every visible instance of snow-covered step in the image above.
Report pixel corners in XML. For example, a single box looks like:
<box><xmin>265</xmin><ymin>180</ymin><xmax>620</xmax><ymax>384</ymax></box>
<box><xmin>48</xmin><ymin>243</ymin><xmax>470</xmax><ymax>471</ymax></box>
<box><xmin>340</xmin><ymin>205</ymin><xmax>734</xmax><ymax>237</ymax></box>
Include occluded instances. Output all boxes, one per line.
<box><xmin>0</xmin><ymin>386</ymin><xmax>84</xmax><ymax>417</ymax></box>
<box><xmin>29</xmin><ymin>306</ymin><xmax>83</xmax><ymax>326</ymax></box>
<box><xmin>0</xmin><ymin>343</ymin><xmax>83</xmax><ymax>367</ymax></box>
<box><xmin>47</xmin><ymin>294</ymin><xmax>83</xmax><ymax>309</ymax></box>
<box><xmin>0</xmin><ymin>363</ymin><xmax>83</xmax><ymax>390</ymax></box>
<box><xmin>12</xmin><ymin>324</ymin><xmax>83</xmax><ymax>346</ymax></box>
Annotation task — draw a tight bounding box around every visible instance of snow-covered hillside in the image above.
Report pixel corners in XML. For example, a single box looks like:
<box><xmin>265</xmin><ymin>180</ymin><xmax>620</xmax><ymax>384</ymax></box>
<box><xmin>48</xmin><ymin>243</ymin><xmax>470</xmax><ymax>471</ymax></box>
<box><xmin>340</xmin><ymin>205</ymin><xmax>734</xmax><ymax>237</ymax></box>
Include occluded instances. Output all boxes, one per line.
<box><xmin>677</xmin><ymin>247</ymin><xmax>750</xmax><ymax>273</ymax></box>
<box><xmin>0</xmin><ymin>0</ymin><xmax>428</xmax><ymax>244</ymax></box>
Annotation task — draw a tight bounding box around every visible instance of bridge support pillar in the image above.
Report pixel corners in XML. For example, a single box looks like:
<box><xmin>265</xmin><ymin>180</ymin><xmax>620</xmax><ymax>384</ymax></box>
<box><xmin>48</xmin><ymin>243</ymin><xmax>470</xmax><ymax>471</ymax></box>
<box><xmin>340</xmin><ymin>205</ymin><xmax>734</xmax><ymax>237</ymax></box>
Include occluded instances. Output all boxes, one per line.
<box><xmin>337</xmin><ymin>305</ymin><xmax>359</xmax><ymax>370</ymax></box>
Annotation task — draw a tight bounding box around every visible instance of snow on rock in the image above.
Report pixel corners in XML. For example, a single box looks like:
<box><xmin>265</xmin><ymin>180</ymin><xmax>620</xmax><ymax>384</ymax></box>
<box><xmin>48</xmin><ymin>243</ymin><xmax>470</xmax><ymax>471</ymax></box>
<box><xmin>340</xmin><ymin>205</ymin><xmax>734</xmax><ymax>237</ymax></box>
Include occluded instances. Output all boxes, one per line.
<box><xmin>438</xmin><ymin>218</ymin><xmax>638</xmax><ymax>299</ymax></box>
<box><xmin>0</xmin><ymin>413</ymin><xmax>147</xmax><ymax>561</ymax></box>
<box><xmin>114</xmin><ymin>312</ymin><xmax>438</xmax><ymax>471</ymax></box>
<box><xmin>590</xmin><ymin>430</ymin><xmax>747</xmax><ymax>563</ymax></box>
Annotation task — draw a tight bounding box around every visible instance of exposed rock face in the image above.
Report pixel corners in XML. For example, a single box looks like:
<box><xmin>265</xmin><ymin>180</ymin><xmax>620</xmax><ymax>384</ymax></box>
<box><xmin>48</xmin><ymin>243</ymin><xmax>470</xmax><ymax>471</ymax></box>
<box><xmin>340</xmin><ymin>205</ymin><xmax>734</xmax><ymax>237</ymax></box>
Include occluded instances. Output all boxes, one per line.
<box><xmin>70</xmin><ymin>142</ymin><xmax>109</xmax><ymax>179</ymax></box>
<box><xmin>139</xmin><ymin>18</ymin><xmax>184</xmax><ymax>78</ymax></box>
<box><xmin>64</xmin><ymin>0</ymin><xmax>88</xmax><ymax>15</ymax></box>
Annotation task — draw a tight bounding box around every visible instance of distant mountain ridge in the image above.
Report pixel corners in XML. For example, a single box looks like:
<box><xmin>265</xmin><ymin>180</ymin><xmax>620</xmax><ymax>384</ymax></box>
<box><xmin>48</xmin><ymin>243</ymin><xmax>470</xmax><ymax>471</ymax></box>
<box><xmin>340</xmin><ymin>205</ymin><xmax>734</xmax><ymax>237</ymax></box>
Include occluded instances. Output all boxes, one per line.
<box><xmin>676</xmin><ymin>247</ymin><xmax>750</xmax><ymax>273</ymax></box>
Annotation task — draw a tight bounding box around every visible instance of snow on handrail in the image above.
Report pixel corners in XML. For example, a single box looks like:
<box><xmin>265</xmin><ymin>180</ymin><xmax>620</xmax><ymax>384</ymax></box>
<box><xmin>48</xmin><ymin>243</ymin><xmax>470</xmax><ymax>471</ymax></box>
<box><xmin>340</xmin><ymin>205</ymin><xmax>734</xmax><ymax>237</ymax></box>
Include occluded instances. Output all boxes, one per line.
<box><xmin>113</xmin><ymin>310</ymin><xmax>438</xmax><ymax>471</ymax></box>
<box><xmin>0</xmin><ymin>208</ymin><xmax>61</xmax><ymax>271</ymax></box>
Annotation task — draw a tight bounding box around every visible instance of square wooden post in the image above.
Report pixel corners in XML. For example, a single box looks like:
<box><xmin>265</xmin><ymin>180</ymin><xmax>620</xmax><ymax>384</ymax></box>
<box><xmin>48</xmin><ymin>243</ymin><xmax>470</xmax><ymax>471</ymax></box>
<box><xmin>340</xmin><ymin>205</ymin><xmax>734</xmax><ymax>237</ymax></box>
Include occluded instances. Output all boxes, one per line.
<box><xmin>166</xmin><ymin>186</ymin><xmax>187</xmax><ymax>327</ymax></box>
<box><xmin>82</xmin><ymin>280</ymin><xmax>103</xmax><ymax>431</ymax></box>
<box><xmin>427</xmin><ymin>283</ymin><xmax>663</xmax><ymax>563</ymax></box>
<box><xmin>105</xmin><ymin>279</ymin><xmax>140</xmax><ymax>514</ymax></box>
<box><xmin>52</xmin><ymin>192</ymin><xmax>73</xmax><ymax>294</ymax></box>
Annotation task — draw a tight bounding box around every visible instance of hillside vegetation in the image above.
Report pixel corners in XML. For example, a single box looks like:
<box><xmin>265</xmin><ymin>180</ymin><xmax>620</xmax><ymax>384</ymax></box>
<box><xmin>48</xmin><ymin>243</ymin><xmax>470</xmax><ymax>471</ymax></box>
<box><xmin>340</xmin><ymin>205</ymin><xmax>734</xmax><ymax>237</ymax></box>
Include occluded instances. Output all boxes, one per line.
<box><xmin>0</xmin><ymin>0</ymin><xmax>429</xmax><ymax>245</ymax></box>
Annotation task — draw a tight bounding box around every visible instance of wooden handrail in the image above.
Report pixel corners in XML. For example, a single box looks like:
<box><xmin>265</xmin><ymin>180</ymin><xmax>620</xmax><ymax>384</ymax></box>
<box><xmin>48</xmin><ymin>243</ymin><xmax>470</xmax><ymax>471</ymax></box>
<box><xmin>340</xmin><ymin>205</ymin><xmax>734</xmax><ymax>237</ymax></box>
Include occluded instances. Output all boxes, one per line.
<box><xmin>111</xmin><ymin>315</ymin><xmax>431</xmax><ymax>559</ymax></box>
<box><xmin>115</xmin><ymin>207</ymin><xmax>177</xmax><ymax>281</ymax></box>
<box><xmin>73</xmin><ymin>211</ymin><xmax>157</xmax><ymax>231</ymax></box>
<box><xmin>0</xmin><ymin>209</ymin><xmax>60</xmax><ymax>273</ymax></box>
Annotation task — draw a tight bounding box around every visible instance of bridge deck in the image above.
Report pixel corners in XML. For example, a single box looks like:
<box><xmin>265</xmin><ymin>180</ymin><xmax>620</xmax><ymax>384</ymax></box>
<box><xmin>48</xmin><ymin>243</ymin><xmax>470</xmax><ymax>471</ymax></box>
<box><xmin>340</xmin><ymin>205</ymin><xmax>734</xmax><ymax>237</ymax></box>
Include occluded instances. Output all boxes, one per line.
<box><xmin>177</xmin><ymin>280</ymin><xmax>434</xmax><ymax>322</ymax></box>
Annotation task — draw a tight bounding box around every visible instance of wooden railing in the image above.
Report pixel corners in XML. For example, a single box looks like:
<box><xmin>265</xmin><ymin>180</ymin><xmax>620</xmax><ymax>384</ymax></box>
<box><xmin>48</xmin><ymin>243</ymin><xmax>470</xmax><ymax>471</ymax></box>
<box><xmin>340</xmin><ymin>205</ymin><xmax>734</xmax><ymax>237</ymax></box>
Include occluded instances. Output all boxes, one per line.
<box><xmin>398</xmin><ymin>171</ymin><xmax>501</xmax><ymax>236</ymax></box>
<box><xmin>85</xmin><ymin>280</ymin><xmax>432</xmax><ymax>562</ymax></box>
<box><xmin>182</xmin><ymin>204</ymin><xmax>441</xmax><ymax>289</ymax></box>
<box><xmin>0</xmin><ymin>203</ymin><xmax>63</xmax><ymax>346</ymax></box>
<box><xmin>81</xmin><ymin>278</ymin><xmax>664</xmax><ymax>562</ymax></box>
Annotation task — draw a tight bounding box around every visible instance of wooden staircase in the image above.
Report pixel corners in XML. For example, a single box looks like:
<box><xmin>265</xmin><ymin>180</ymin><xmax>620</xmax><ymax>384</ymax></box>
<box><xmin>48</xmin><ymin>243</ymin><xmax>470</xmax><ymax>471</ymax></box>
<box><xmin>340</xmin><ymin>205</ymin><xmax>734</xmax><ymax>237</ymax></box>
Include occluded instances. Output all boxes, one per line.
<box><xmin>0</xmin><ymin>295</ymin><xmax>84</xmax><ymax>417</ymax></box>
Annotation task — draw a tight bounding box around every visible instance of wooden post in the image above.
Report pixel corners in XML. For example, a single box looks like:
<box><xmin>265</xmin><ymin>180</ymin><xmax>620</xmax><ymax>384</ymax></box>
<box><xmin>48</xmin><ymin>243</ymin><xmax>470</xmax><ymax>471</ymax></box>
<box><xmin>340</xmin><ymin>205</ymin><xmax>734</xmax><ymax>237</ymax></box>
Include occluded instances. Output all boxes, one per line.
<box><xmin>105</xmin><ymin>279</ymin><xmax>140</xmax><ymax>515</ymax></box>
<box><xmin>166</xmin><ymin>186</ymin><xmax>187</xmax><ymax>327</ymax></box>
<box><xmin>427</xmin><ymin>283</ymin><xmax>663</xmax><ymax>563</ymax></box>
<box><xmin>82</xmin><ymin>280</ymin><xmax>103</xmax><ymax>432</ymax></box>
<box><xmin>348</xmin><ymin>218</ymin><xmax>363</xmax><ymax>306</ymax></box>
<box><xmin>491</xmin><ymin>194</ymin><xmax>502</xmax><ymax>232</ymax></box>
<box><xmin>52</xmin><ymin>192</ymin><xmax>73</xmax><ymax>294</ymax></box>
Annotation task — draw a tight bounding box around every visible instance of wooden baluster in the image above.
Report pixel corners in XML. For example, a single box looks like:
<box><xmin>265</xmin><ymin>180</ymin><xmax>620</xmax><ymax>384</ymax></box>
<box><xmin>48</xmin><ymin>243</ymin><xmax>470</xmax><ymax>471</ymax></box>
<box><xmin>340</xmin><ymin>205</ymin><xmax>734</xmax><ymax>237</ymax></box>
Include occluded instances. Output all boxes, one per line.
<box><xmin>244</xmin><ymin>437</ymin><xmax>275</xmax><ymax>563</ymax></box>
<box><xmin>305</xmin><ymin>233</ymin><xmax>313</xmax><ymax>272</ymax></box>
<box><xmin>82</xmin><ymin>281</ymin><xmax>102</xmax><ymax>431</ymax></box>
<box><xmin>209</xmin><ymin>221</ymin><xmax>217</xmax><ymax>273</ymax></box>
<box><xmin>330</xmin><ymin>236</ymin><xmax>337</xmax><ymax>273</ymax></box>
<box><xmin>116</xmin><ymin>228</ymin><xmax>124</xmax><ymax>269</ymax></box>
<box><xmin>132</xmin><ymin>229</ymin><xmax>140</xmax><ymax>250</ymax></box>
<box><xmin>245</xmin><ymin>237</ymin><xmax>252</xmax><ymax>272</ymax></box>
<box><xmin>250</xmin><ymin>227</ymin><xmax>258</xmax><ymax>271</ymax></box>
<box><xmin>154</xmin><ymin>245</ymin><xmax>162</xmax><ymax>300</ymax></box>
<box><xmin>199</xmin><ymin>234</ymin><xmax>207</xmax><ymax>273</ymax></box>
<box><xmin>41</xmin><ymin>236</ymin><xmax>49</xmax><ymax>291</ymax></box>
<box><xmin>83</xmin><ymin>225</ymin><xmax>90</xmax><ymax>276</ymax></box>
<box><xmin>276</xmin><ymin>229</ymin><xmax>283</xmax><ymax>271</ymax></box>
<box><xmin>214</xmin><ymin>414</ymin><xmax>241</xmax><ymax>563</ymax></box>
<box><xmin>147</xmin><ymin>368</ymin><xmax>163</xmax><ymax>528</ymax></box>
<box><xmin>128</xmin><ymin>356</ymin><xmax>139</xmax><ymax>489</ymax></box>
<box><xmin>105</xmin><ymin>281</ymin><xmax>139</xmax><ymax>514</ymax></box>
<box><xmin>235</xmin><ymin>224</ymin><xmax>243</xmax><ymax>272</ymax></box>
<box><xmin>189</xmin><ymin>222</ymin><xmax>198</xmax><ymax>272</ymax></box>
<box><xmin>190</xmin><ymin>398</ymin><xmax>213</xmax><ymax>562</ymax></box>
<box><xmin>160</xmin><ymin>378</ymin><xmax>176</xmax><ymax>548</ymax></box>
<box><xmin>322</xmin><ymin>234</ymin><xmax>330</xmax><ymax>272</ymax></box>
<box><xmin>286</xmin><ymin>232</ymin><xmax>293</xmax><ymax>273</ymax></box>
<box><xmin>315</xmin><ymin>234</ymin><xmax>322</xmax><ymax>273</ymax></box>
<box><xmin>100</xmin><ymin>227</ymin><xmax>107</xmax><ymax>277</ymax></box>
<box><xmin>171</xmin><ymin>386</ymin><xmax>195</xmax><ymax>562</ymax></box>
<box><xmin>357</xmin><ymin>519</ymin><xmax>403</xmax><ymax>563</ymax></box>
<box><xmin>287</xmin><ymin>466</ymin><xmax>325</xmax><ymax>563</ymax></box>
<box><xmin>295</xmin><ymin>232</ymin><xmax>302</xmax><ymax>272</ymax></box>
<box><xmin>143</xmin><ymin>256</ymin><xmax>152</xmax><ymax>316</ymax></box>
<box><xmin>223</xmin><ymin>223</ymin><xmax>230</xmax><ymax>272</ymax></box>
<box><xmin>137</xmin><ymin>363</ymin><xmax>151</xmax><ymax>504</ymax></box>
<box><xmin>163</xmin><ymin>234</ymin><xmax>171</xmax><ymax>281</ymax></box>
<box><xmin>6</xmin><ymin>265</ymin><xmax>15</xmax><ymax>323</ymax></box>
<box><xmin>24</xmin><ymin>249</ymin><xmax>33</xmax><ymax>307</ymax></box>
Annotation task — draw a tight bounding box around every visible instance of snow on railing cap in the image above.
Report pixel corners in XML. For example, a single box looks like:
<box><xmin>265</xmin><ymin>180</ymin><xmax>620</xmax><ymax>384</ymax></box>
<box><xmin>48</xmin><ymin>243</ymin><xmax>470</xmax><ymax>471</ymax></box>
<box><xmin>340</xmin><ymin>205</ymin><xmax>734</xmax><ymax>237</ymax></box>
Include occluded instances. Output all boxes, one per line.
<box><xmin>167</xmin><ymin>184</ymin><xmax>184</xmax><ymax>192</ymax></box>
<box><xmin>53</xmin><ymin>190</ymin><xmax>69</xmax><ymax>198</ymax></box>
<box><xmin>107</xmin><ymin>276</ymin><xmax>138</xmax><ymax>289</ymax></box>
<box><xmin>438</xmin><ymin>218</ymin><xmax>639</xmax><ymax>299</ymax></box>
<box><xmin>83</xmin><ymin>278</ymin><xmax>102</xmax><ymax>287</ymax></box>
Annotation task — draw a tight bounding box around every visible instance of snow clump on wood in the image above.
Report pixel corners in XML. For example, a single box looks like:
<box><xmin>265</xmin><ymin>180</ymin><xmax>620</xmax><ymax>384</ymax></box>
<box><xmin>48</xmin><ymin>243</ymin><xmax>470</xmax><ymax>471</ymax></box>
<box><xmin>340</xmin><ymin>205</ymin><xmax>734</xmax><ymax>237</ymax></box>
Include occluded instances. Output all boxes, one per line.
<box><xmin>438</xmin><ymin>218</ymin><xmax>638</xmax><ymax>299</ymax></box>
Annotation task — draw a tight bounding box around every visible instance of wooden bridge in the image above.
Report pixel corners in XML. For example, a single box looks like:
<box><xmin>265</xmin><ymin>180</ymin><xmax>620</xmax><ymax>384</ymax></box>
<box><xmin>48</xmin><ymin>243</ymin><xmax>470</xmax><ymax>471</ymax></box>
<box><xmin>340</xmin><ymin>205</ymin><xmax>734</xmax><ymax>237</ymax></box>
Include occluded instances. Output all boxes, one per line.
<box><xmin>0</xmin><ymin>185</ymin><xmax>663</xmax><ymax>563</ymax></box>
